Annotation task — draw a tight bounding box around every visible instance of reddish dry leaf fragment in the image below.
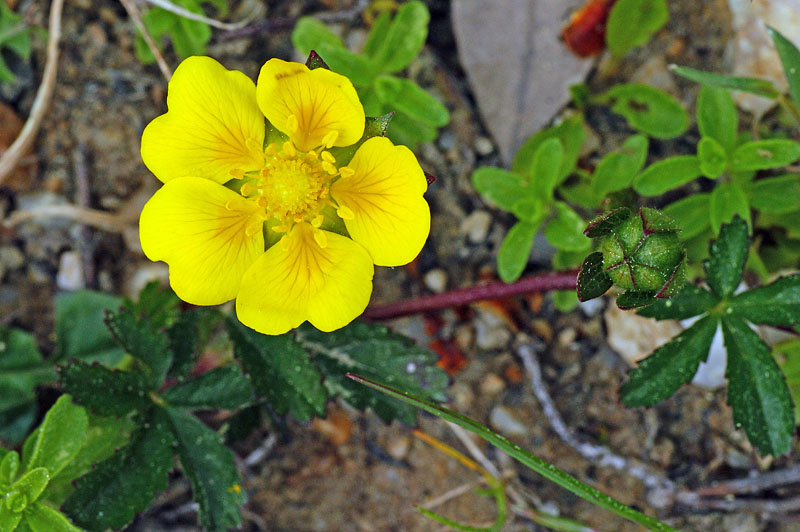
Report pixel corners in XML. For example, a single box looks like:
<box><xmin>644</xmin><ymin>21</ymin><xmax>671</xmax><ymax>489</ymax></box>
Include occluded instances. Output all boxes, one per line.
<box><xmin>561</xmin><ymin>0</ymin><xmax>617</xmax><ymax>57</ymax></box>
<box><xmin>431</xmin><ymin>339</ymin><xmax>468</xmax><ymax>375</ymax></box>
<box><xmin>0</xmin><ymin>101</ymin><xmax>37</xmax><ymax>189</ymax></box>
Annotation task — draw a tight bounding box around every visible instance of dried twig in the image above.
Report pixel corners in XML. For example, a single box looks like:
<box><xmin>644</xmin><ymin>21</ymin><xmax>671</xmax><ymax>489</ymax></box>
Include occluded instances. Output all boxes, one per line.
<box><xmin>692</xmin><ymin>465</ymin><xmax>800</xmax><ymax>498</ymax></box>
<box><xmin>517</xmin><ymin>343</ymin><xmax>676</xmax><ymax>493</ymax></box>
<box><xmin>118</xmin><ymin>0</ymin><xmax>172</xmax><ymax>81</ymax></box>
<box><xmin>145</xmin><ymin>0</ymin><xmax>252</xmax><ymax>30</ymax></box>
<box><xmin>3</xmin><ymin>204</ymin><xmax>126</xmax><ymax>233</ymax></box>
<box><xmin>0</xmin><ymin>0</ymin><xmax>64</xmax><ymax>185</ymax></box>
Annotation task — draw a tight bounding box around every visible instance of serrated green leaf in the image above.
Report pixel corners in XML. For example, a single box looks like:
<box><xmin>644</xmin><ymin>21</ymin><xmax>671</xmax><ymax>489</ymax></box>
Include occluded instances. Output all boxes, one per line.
<box><xmin>227</xmin><ymin>319</ymin><xmax>326</xmax><ymax>421</ymax></box>
<box><xmin>165</xmin><ymin>407</ymin><xmax>244</xmax><ymax>532</ymax></box>
<box><xmin>370</xmin><ymin>1</ymin><xmax>429</xmax><ymax>73</ymax></box>
<box><xmin>23</xmin><ymin>503</ymin><xmax>82</xmax><ymax>532</ymax></box>
<box><xmin>544</xmin><ymin>203</ymin><xmax>589</xmax><ymax>252</ymax></box>
<box><xmin>59</xmin><ymin>361</ymin><xmax>151</xmax><ymax>416</ymax></box>
<box><xmin>530</xmin><ymin>138</ymin><xmax>563</xmax><ymax>199</ymax></box>
<box><xmin>636</xmin><ymin>284</ymin><xmax>716</xmax><ymax>320</ymax></box>
<box><xmin>577</xmin><ymin>252</ymin><xmax>612</xmax><ymax>301</ymax></box>
<box><xmin>297</xmin><ymin>322</ymin><xmax>448</xmax><ymax>425</ymax></box>
<box><xmin>634</xmin><ymin>155</ymin><xmax>702</xmax><ymax>196</ymax></box>
<box><xmin>709</xmin><ymin>182</ymin><xmax>750</xmax><ymax>234</ymax></box>
<box><xmin>605</xmin><ymin>0</ymin><xmax>668</xmax><ymax>58</ymax></box>
<box><xmin>604</xmin><ymin>84</ymin><xmax>689</xmax><ymax>139</ymax></box>
<box><xmin>374</xmin><ymin>75</ymin><xmax>449</xmax><ymax>126</ymax></box>
<box><xmin>697</xmin><ymin>85</ymin><xmax>738</xmax><ymax>154</ymax></box>
<box><xmin>769</xmin><ymin>26</ymin><xmax>800</xmax><ymax>110</ymax></box>
<box><xmin>616</xmin><ymin>290</ymin><xmax>658</xmax><ymax>309</ymax></box>
<box><xmin>163</xmin><ymin>365</ymin><xmax>253</xmax><ymax>410</ymax></box>
<box><xmin>0</xmin><ymin>328</ymin><xmax>55</xmax><ymax>443</ymax></box>
<box><xmin>25</xmin><ymin>395</ymin><xmax>87</xmax><ymax>479</ymax></box>
<box><xmin>592</xmin><ymin>135</ymin><xmax>649</xmax><ymax>196</ymax></box>
<box><xmin>105</xmin><ymin>307</ymin><xmax>172</xmax><ymax>388</ymax></box>
<box><xmin>621</xmin><ymin>316</ymin><xmax>718</xmax><ymax>407</ymax></box>
<box><xmin>166</xmin><ymin>308</ymin><xmax>216</xmax><ymax>379</ymax></box>
<box><xmin>669</xmin><ymin>65</ymin><xmax>780</xmax><ymax>98</ymax></box>
<box><xmin>697</xmin><ymin>136</ymin><xmax>728</xmax><ymax>178</ymax></box>
<box><xmin>731</xmin><ymin>139</ymin><xmax>800</xmax><ymax>171</ymax></box>
<box><xmin>44</xmin><ymin>414</ymin><xmax>134</xmax><ymax>506</ymax></box>
<box><xmin>498</xmin><ymin>220</ymin><xmax>539</xmax><ymax>283</ymax></box>
<box><xmin>513</xmin><ymin>114</ymin><xmax>585</xmax><ymax>182</ymax></box>
<box><xmin>704</xmin><ymin>215</ymin><xmax>749</xmax><ymax>299</ymax></box>
<box><xmin>745</xmin><ymin>174</ymin><xmax>800</xmax><ymax>214</ymax></box>
<box><xmin>471</xmin><ymin>167</ymin><xmax>532</xmax><ymax>212</ymax></box>
<box><xmin>62</xmin><ymin>408</ymin><xmax>175</xmax><ymax>531</ymax></box>
<box><xmin>722</xmin><ymin>316</ymin><xmax>794</xmax><ymax>456</ymax></box>
<box><xmin>663</xmin><ymin>193</ymin><xmax>711</xmax><ymax>240</ymax></box>
<box><xmin>730</xmin><ymin>274</ymin><xmax>800</xmax><ymax>326</ymax></box>
<box><xmin>54</xmin><ymin>291</ymin><xmax>124</xmax><ymax>365</ymax></box>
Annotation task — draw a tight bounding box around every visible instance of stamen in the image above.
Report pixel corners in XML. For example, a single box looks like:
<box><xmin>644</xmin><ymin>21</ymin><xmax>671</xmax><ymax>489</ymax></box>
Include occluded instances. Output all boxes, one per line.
<box><xmin>286</xmin><ymin>114</ymin><xmax>299</xmax><ymax>134</ymax></box>
<box><xmin>282</xmin><ymin>141</ymin><xmax>296</xmax><ymax>158</ymax></box>
<box><xmin>256</xmin><ymin>196</ymin><xmax>268</xmax><ymax>208</ymax></box>
<box><xmin>304</xmin><ymin>151</ymin><xmax>319</xmax><ymax>162</ymax></box>
<box><xmin>322</xmin><ymin>161</ymin><xmax>337</xmax><ymax>175</ymax></box>
<box><xmin>338</xmin><ymin>166</ymin><xmax>355</xmax><ymax>178</ymax></box>
<box><xmin>337</xmin><ymin>205</ymin><xmax>355</xmax><ymax>220</ymax></box>
<box><xmin>311</xmin><ymin>214</ymin><xmax>324</xmax><ymax>228</ymax></box>
<box><xmin>313</xmin><ymin>228</ymin><xmax>328</xmax><ymax>248</ymax></box>
<box><xmin>321</xmin><ymin>130</ymin><xmax>338</xmax><ymax>148</ymax></box>
<box><xmin>321</xmin><ymin>151</ymin><xmax>336</xmax><ymax>164</ymax></box>
<box><xmin>229</xmin><ymin>168</ymin><xmax>245</xmax><ymax>178</ymax></box>
<box><xmin>240</xmin><ymin>183</ymin><xmax>253</xmax><ymax>196</ymax></box>
<box><xmin>265</xmin><ymin>143</ymin><xmax>277</xmax><ymax>156</ymax></box>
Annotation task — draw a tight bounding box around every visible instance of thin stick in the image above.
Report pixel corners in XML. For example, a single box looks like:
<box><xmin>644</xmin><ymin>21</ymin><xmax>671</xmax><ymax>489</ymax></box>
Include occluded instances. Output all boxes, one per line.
<box><xmin>363</xmin><ymin>270</ymin><xmax>578</xmax><ymax>320</ymax></box>
<box><xmin>691</xmin><ymin>465</ymin><xmax>800</xmax><ymax>497</ymax></box>
<box><xmin>118</xmin><ymin>0</ymin><xmax>172</xmax><ymax>81</ymax></box>
<box><xmin>4</xmin><ymin>204</ymin><xmax>126</xmax><ymax>233</ymax></box>
<box><xmin>0</xmin><ymin>0</ymin><xmax>64</xmax><ymax>185</ymax></box>
<box><xmin>517</xmin><ymin>344</ymin><xmax>676</xmax><ymax>494</ymax></box>
<box><xmin>145</xmin><ymin>0</ymin><xmax>252</xmax><ymax>30</ymax></box>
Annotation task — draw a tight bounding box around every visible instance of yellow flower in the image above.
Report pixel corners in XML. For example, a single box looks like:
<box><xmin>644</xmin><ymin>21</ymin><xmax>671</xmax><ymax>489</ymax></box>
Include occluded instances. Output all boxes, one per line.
<box><xmin>139</xmin><ymin>57</ymin><xmax>430</xmax><ymax>335</ymax></box>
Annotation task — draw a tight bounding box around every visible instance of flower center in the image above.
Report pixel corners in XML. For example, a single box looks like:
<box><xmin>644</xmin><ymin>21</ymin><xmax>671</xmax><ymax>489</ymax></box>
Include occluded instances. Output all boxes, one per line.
<box><xmin>230</xmin><ymin>140</ymin><xmax>354</xmax><ymax>246</ymax></box>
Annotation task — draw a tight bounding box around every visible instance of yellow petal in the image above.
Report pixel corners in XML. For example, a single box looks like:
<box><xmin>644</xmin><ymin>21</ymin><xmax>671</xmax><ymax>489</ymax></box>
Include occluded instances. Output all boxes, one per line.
<box><xmin>141</xmin><ymin>56</ymin><xmax>265</xmax><ymax>184</ymax></box>
<box><xmin>256</xmin><ymin>58</ymin><xmax>365</xmax><ymax>152</ymax></box>
<box><xmin>235</xmin><ymin>223</ymin><xmax>373</xmax><ymax>335</ymax></box>
<box><xmin>139</xmin><ymin>177</ymin><xmax>264</xmax><ymax>305</ymax></box>
<box><xmin>330</xmin><ymin>136</ymin><xmax>430</xmax><ymax>266</ymax></box>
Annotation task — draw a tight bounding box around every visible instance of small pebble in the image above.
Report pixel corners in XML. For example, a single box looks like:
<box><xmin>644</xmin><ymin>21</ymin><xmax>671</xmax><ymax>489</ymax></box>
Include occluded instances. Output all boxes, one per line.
<box><xmin>578</xmin><ymin>297</ymin><xmax>604</xmax><ymax>318</ymax></box>
<box><xmin>56</xmin><ymin>251</ymin><xmax>85</xmax><ymax>290</ymax></box>
<box><xmin>423</xmin><ymin>268</ymin><xmax>448</xmax><ymax>293</ymax></box>
<box><xmin>385</xmin><ymin>435</ymin><xmax>411</xmax><ymax>461</ymax></box>
<box><xmin>0</xmin><ymin>246</ymin><xmax>25</xmax><ymax>270</ymax></box>
<box><xmin>556</xmin><ymin>327</ymin><xmax>577</xmax><ymax>348</ymax></box>
<box><xmin>125</xmin><ymin>263</ymin><xmax>169</xmax><ymax>298</ymax></box>
<box><xmin>489</xmin><ymin>405</ymin><xmax>528</xmax><ymax>437</ymax></box>
<box><xmin>474</xmin><ymin>136</ymin><xmax>494</xmax><ymax>156</ymax></box>
<box><xmin>460</xmin><ymin>210</ymin><xmax>492</xmax><ymax>244</ymax></box>
<box><xmin>480</xmin><ymin>373</ymin><xmax>506</xmax><ymax>395</ymax></box>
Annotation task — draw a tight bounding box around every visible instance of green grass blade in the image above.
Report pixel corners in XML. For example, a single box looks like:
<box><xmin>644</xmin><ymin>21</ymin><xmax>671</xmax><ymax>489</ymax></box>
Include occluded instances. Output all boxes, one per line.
<box><xmin>347</xmin><ymin>374</ymin><xmax>678</xmax><ymax>532</ymax></box>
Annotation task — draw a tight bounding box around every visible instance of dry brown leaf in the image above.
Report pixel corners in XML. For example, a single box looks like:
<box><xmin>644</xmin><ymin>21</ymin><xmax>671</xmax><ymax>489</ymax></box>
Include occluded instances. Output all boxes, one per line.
<box><xmin>452</xmin><ymin>0</ymin><xmax>594</xmax><ymax>164</ymax></box>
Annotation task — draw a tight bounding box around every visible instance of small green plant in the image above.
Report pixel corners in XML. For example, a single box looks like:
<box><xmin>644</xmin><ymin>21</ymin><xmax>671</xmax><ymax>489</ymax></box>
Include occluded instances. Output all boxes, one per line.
<box><xmin>0</xmin><ymin>395</ymin><xmax>128</xmax><ymax>532</ymax></box>
<box><xmin>0</xmin><ymin>2</ymin><xmax>33</xmax><ymax>83</ymax></box>
<box><xmin>291</xmin><ymin>1</ymin><xmax>450</xmax><ymax>146</ymax></box>
<box><xmin>605</xmin><ymin>0</ymin><xmax>669</xmax><ymax>59</ymax></box>
<box><xmin>134</xmin><ymin>0</ymin><xmax>227</xmax><ymax>64</ymax></box>
<box><xmin>622</xmin><ymin>216</ymin><xmax>797</xmax><ymax>457</ymax></box>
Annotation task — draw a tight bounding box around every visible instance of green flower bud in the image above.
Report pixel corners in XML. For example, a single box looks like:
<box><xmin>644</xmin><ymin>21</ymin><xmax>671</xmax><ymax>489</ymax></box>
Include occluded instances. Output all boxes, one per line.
<box><xmin>579</xmin><ymin>207</ymin><xmax>687</xmax><ymax>308</ymax></box>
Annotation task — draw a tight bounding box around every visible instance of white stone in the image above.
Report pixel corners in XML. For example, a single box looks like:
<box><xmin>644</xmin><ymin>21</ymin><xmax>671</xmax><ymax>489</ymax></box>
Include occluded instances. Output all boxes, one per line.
<box><xmin>56</xmin><ymin>251</ymin><xmax>85</xmax><ymax>291</ymax></box>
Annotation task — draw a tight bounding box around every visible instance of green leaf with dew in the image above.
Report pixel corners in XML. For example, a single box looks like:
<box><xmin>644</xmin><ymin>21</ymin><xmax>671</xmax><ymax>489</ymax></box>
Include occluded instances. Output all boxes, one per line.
<box><xmin>497</xmin><ymin>220</ymin><xmax>539</xmax><ymax>283</ymax></box>
<box><xmin>369</xmin><ymin>1</ymin><xmax>429</xmax><ymax>73</ymax></box>
<box><xmin>544</xmin><ymin>203</ymin><xmax>589</xmax><ymax>252</ymax></box>
<box><xmin>105</xmin><ymin>307</ymin><xmax>172</xmax><ymax>388</ymax></box>
<box><xmin>513</xmin><ymin>114</ymin><xmax>584</xmax><ymax>183</ymax></box>
<box><xmin>730</xmin><ymin>274</ymin><xmax>800</xmax><ymax>326</ymax></box>
<box><xmin>54</xmin><ymin>291</ymin><xmax>124</xmax><ymax>365</ymax></box>
<box><xmin>697</xmin><ymin>85</ymin><xmax>738</xmax><ymax>154</ymax></box>
<box><xmin>576</xmin><ymin>251</ymin><xmax>612</xmax><ymax>302</ymax></box>
<box><xmin>592</xmin><ymin>134</ymin><xmax>649</xmax><ymax>196</ymax></box>
<box><xmin>669</xmin><ymin>65</ymin><xmax>780</xmax><ymax>99</ymax></box>
<box><xmin>709</xmin><ymin>182</ymin><xmax>750</xmax><ymax>234</ymax></box>
<box><xmin>745</xmin><ymin>174</ymin><xmax>800</xmax><ymax>214</ymax></box>
<box><xmin>731</xmin><ymin>139</ymin><xmax>800</xmax><ymax>172</ymax></box>
<box><xmin>697</xmin><ymin>136</ymin><xmax>728</xmax><ymax>178</ymax></box>
<box><xmin>704</xmin><ymin>215</ymin><xmax>749</xmax><ymax>299</ymax></box>
<box><xmin>24</xmin><ymin>395</ymin><xmax>87</xmax><ymax>479</ymax></box>
<box><xmin>163</xmin><ymin>365</ymin><xmax>253</xmax><ymax>410</ymax></box>
<box><xmin>59</xmin><ymin>361</ymin><xmax>151</xmax><ymax>417</ymax></box>
<box><xmin>663</xmin><ymin>193</ymin><xmax>711</xmax><ymax>240</ymax></box>
<box><xmin>637</xmin><ymin>285</ymin><xmax>716</xmax><ymax>320</ymax></box>
<box><xmin>621</xmin><ymin>316</ymin><xmax>718</xmax><ymax>407</ymax></box>
<box><xmin>23</xmin><ymin>504</ymin><xmax>82</xmax><ymax>532</ymax></box>
<box><xmin>769</xmin><ymin>26</ymin><xmax>800</xmax><ymax>110</ymax></box>
<box><xmin>722</xmin><ymin>316</ymin><xmax>794</xmax><ymax>456</ymax></box>
<box><xmin>530</xmin><ymin>138</ymin><xmax>564</xmax><ymax>199</ymax></box>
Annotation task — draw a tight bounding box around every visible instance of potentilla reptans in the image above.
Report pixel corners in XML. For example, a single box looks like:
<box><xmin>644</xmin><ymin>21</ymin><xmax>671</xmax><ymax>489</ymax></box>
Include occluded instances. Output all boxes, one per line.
<box><xmin>139</xmin><ymin>57</ymin><xmax>430</xmax><ymax>334</ymax></box>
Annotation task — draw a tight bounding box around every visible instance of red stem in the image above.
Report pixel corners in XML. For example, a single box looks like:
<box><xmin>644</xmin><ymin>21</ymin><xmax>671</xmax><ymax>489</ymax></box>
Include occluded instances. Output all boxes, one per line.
<box><xmin>363</xmin><ymin>270</ymin><xmax>579</xmax><ymax>321</ymax></box>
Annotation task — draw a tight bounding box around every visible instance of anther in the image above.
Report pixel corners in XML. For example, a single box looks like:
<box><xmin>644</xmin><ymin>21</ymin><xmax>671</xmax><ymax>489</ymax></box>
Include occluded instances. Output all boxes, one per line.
<box><xmin>282</xmin><ymin>141</ymin><xmax>296</xmax><ymax>158</ymax></box>
<box><xmin>256</xmin><ymin>196</ymin><xmax>268</xmax><ymax>208</ymax></box>
<box><xmin>321</xmin><ymin>151</ymin><xmax>336</xmax><ymax>164</ymax></box>
<box><xmin>321</xmin><ymin>130</ymin><xmax>338</xmax><ymax>148</ymax></box>
<box><xmin>240</xmin><ymin>183</ymin><xmax>253</xmax><ymax>196</ymax></box>
<box><xmin>322</xmin><ymin>161</ymin><xmax>337</xmax><ymax>175</ymax></box>
<box><xmin>311</xmin><ymin>214</ymin><xmax>324</xmax><ymax>228</ymax></box>
<box><xmin>229</xmin><ymin>168</ymin><xmax>245</xmax><ymax>178</ymax></box>
<box><xmin>338</xmin><ymin>166</ymin><xmax>355</xmax><ymax>178</ymax></box>
<box><xmin>337</xmin><ymin>205</ymin><xmax>355</xmax><ymax>220</ymax></box>
<box><xmin>286</xmin><ymin>114</ymin><xmax>299</xmax><ymax>134</ymax></box>
<box><xmin>265</xmin><ymin>143</ymin><xmax>277</xmax><ymax>156</ymax></box>
<box><xmin>313</xmin><ymin>228</ymin><xmax>328</xmax><ymax>248</ymax></box>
